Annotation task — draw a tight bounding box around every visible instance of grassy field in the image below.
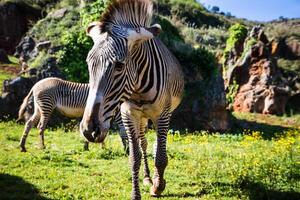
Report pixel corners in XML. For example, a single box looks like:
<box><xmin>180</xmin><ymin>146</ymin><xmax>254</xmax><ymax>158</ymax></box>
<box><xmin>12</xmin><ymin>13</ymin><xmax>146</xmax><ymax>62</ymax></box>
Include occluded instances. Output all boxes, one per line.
<box><xmin>0</xmin><ymin>114</ymin><xmax>300</xmax><ymax>200</ymax></box>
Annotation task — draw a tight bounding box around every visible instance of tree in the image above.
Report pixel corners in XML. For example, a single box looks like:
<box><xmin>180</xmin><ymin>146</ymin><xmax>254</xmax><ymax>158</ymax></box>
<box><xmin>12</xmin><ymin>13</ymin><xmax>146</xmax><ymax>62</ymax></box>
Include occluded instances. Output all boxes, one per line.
<box><xmin>211</xmin><ymin>6</ymin><xmax>219</xmax><ymax>13</ymax></box>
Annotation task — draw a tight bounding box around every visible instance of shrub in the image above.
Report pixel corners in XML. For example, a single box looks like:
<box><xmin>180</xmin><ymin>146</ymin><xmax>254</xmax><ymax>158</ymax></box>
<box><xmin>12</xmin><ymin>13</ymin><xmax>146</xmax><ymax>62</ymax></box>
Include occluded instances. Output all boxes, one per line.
<box><xmin>56</xmin><ymin>0</ymin><xmax>109</xmax><ymax>82</ymax></box>
<box><xmin>223</xmin><ymin>23</ymin><xmax>248</xmax><ymax>60</ymax></box>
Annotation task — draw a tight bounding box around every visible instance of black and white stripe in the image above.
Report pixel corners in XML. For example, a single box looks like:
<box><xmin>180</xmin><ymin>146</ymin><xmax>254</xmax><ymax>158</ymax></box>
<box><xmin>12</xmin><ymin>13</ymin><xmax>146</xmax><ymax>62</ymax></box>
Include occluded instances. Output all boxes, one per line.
<box><xmin>81</xmin><ymin>0</ymin><xmax>184</xmax><ymax>199</ymax></box>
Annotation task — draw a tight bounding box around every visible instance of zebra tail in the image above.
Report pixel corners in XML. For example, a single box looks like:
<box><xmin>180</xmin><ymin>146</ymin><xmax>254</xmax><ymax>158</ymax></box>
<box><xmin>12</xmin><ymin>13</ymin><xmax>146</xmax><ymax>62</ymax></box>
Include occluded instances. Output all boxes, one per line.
<box><xmin>17</xmin><ymin>88</ymin><xmax>33</xmax><ymax>122</ymax></box>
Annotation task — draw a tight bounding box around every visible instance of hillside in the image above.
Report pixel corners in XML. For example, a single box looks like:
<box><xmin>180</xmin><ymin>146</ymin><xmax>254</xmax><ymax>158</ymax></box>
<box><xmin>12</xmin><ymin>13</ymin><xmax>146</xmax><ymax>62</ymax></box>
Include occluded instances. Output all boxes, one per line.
<box><xmin>0</xmin><ymin>0</ymin><xmax>299</xmax><ymax>129</ymax></box>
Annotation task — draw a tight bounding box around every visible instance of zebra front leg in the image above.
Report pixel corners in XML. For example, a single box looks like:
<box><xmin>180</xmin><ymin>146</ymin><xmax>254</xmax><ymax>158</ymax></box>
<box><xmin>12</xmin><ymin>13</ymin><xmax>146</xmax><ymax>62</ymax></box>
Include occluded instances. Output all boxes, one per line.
<box><xmin>121</xmin><ymin>102</ymin><xmax>142</xmax><ymax>200</ymax></box>
<box><xmin>37</xmin><ymin>116</ymin><xmax>49</xmax><ymax>150</ymax></box>
<box><xmin>38</xmin><ymin>126</ymin><xmax>46</xmax><ymax>150</ymax></box>
<box><xmin>83</xmin><ymin>141</ymin><xmax>89</xmax><ymax>151</ymax></box>
<box><xmin>140</xmin><ymin>134</ymin><xmax>152</xmax><ymax>186</ymax></box>
<box><xmin>119</xmin><ymin>128</ymin><xmax>129</xmax><ymax>155</ymax></box>
<box><xmin>150</xmin><ymin>114</ymin><xmax>170</xmax><ymax>197</ymax></box>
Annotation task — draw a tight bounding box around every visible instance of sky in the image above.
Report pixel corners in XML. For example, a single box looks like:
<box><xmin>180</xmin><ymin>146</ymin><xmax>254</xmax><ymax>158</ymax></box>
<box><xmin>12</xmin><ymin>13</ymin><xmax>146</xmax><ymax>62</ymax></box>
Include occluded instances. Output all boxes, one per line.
<box><xmin>198</xmin><ymin>0</ymin><xmax>300</xmax><ymax>22</ymax></box>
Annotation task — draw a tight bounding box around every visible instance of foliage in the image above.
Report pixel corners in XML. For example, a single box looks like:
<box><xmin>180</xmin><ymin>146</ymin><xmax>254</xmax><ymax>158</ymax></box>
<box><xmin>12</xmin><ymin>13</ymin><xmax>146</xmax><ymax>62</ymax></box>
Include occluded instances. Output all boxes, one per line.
<box><xmin>58</xmin><ymin>30</ymin><xmax>92</xmax><ymax>82</ymax></box>
<box><xmin>181</xmin><ymin>26</ymin><xmax>228</xmax><ymax>53</ymax></box>
<box><xmin>226</xmin><ymin>80</ymin><xmax>239</xmax><ymax>109</ymax></box>
<box><xmin>277</xmin><ymin>58</ymin><xmax>300</xmax><ymax>76</ymax></box>
<box><xmin>223</xmin><ymin>23</ymin><xmax>248</xmax><ymax>61</ymax></box>
<box><xmin>154</xmin><ymin>15</ymin><xmax>218</xmax><ymax>83</ymax></box>
<box><xmin>155</xmin><ymin>0</ymin><xmax>225</xmax><ymax>28</ymax></box>
<box><xmin>0</xmin><ymin>70</ymin><xmax>13</xmax><ymax>93</ymax></box>
<box><xmin>264</xmin><ymin>19</ymin><xmax>300</xmax><ymax>39</ymax></box>
<box><xmin>240</xmin><ymin>37</ymin><xmax>257</xmax><ymax>59</ymax></box>
<box><xmin>0</xmin><ymin>119</ymin><xmax>299</xmax><ymax>199</ymax></box>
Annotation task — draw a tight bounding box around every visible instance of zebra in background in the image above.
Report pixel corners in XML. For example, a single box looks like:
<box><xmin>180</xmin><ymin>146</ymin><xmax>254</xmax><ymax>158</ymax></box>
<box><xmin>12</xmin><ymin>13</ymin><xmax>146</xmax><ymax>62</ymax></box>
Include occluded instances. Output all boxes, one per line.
<box><xmin>80</xmin><ymin>0</ymin><xmax>184</xmax><ymax>199</ymax></box>
<box><xmin>17</xmin><ymin>77</ymin><xmax>128</xmax><ymax>152</ymax></box>
<box><xmin>17</xmin><ymin>77</ymin><xmax>152</xmax><ymax>183</ymax></box>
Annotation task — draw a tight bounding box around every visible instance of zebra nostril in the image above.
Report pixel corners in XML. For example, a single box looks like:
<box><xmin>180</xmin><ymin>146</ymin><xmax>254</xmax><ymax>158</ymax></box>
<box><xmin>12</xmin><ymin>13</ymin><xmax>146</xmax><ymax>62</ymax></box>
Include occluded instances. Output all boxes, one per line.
<box><xmin>92</xmin><ymin>126</ymin><xmax>101</xmax><ymax>138</ymax></box>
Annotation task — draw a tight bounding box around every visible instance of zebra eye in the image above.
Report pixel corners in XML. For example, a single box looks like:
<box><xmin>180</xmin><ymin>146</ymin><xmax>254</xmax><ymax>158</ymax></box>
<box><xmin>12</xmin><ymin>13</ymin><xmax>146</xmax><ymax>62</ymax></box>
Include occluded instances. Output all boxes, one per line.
<box><xmin>115</xmin><ymin>62</ymin><xmax>124</xmax><ymax>71</ymax></box>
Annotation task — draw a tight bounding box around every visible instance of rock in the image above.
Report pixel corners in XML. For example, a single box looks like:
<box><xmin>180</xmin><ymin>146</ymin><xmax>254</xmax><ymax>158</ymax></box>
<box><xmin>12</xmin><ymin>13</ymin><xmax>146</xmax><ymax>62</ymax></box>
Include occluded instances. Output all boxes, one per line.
<box><xmin>0</xmin><ymin>56</ymin><xmax>64</xmax><ymax>119</ymax></box>
<box><xmin>172</xmin><ymin>65</ymin><xmax>230</xmax><ymax>132</ymax></box>
<box><xmin>14</xmin><ymin>36</ymin><xmax>36</xmax><ymax>61</ymax></box>
<box><xmin>48</xmin><ymin>8</ymin><xmax>68</xmax><ymax>19</ymax></box>
<box><xmin>272</xmin><ymin>36</ymin><xmax>300</xmax><ymax>59</ymax></box>
<box><xmin>0</xmin><ymin>49</ymin><xmax>10</xmax><ymax>63</ymax></box>
<box><xmin>0</xmin><ymin>77</ymin><xmax>34</xmax><ymax>118</ymax></box>
<box><xmin>226</xmin><ymin>26</ymin><xmax>296</xmax><ymax>115</ymax></box>
<box><xmin>0</xmin><ymin>2</ymin><xmax>41</xmax><ymax>54</ymax></box>
<box><xmin>36</xmin><ymin>41</ymin><xmax>51</xmax><ymax>51</ymax></box>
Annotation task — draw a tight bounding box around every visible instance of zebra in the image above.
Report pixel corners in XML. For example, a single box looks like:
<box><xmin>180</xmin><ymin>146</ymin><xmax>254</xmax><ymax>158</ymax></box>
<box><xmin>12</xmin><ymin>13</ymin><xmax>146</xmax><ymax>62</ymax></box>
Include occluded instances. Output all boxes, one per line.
<box><xmin>17</xmin><ymin>77</ymin><xmax>128</xmax><ymax>152</ymax></box>
<box><xmin>17</xmin><ymin>77</ymin><xmax>152</xmax><ymax>183</ymax></box>
<box><xmin>80</xmin><ymin>0</ymin><xmax>184</xmax><ymax>199</ymax></box>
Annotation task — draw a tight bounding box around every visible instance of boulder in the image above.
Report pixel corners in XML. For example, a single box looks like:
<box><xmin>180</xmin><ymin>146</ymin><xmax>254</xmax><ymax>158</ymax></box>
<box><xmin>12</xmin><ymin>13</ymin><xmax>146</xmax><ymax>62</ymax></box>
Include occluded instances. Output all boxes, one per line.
<box><xmin>0</xmin><ymin>49</ymin><xmax>10</xmax><ymax>63</ymax></box>
<box><xmin>0</xmin><ymin>2</ymin><xmax>41</xmax><ymax>54</ymax></box>
<box><xmin>172</xmin><ymin>65</ymin><xmax>230</xmax><ymax>132</ymax></box>
<box><xmin>225</xmin><ymin>26</ymin><xmax>297</xmax><ymax>115</ymax></box>
<box><xmin>0</xmin><ymin>58</ymin><xmax>64</xmax><ymax>119</ymax></box>
<box><xmin>14</xmin><ymin>36</ymin><xmax>36</xmax><ymax>61</ymax></box>
<box><xmin>48</xmin><ymin>8</ymin><xmax>68</xmax><ymax>19</ymax></box>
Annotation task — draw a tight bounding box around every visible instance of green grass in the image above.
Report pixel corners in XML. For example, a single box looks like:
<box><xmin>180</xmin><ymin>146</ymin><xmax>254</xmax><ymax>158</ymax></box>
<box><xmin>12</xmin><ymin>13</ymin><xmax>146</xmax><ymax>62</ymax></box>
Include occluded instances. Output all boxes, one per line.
<box><xmin>0</xmin><ymin>70</ymin><xmax>13</xmax><ymax>92</ymax></box>
<box><xmin>0</xmin><ymin>119</ymin><xmax>299</xmax><ymax>200</ymax></box>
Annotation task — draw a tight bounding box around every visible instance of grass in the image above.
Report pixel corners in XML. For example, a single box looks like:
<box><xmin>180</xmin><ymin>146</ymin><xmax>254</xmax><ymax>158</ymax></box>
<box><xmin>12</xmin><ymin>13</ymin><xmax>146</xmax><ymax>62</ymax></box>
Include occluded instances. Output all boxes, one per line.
<box><xmin>0</xmin><ymin>115</ymin><xmax>299</xmax><ymax>200</ymax></box>
<box><xmin>0</xmin><ymin>70</ymin><xmax>12</xmax><ymax>91</ymax></box>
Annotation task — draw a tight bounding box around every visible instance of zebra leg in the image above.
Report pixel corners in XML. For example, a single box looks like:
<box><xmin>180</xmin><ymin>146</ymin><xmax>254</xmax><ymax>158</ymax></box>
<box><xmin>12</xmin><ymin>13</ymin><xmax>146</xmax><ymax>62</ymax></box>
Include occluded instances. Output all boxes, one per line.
<box><xmin>121</xmin><ymin>102</ymin><xmax>142</xmax><ymax>200</ymax></box>
<box><xmin>150</xmin><ymin>114</ymin><xmax>170</xmax><ymax>197</ymax></box>
<box><xmin>19</xmin><ymin>113</ymin><xmax>40</xmax><ymax>152</ymax></box>
<box><xmin>83</xmin><ymin>141</ymin><xmax>89</xmax><ymax>151</ymax></box>
<box><xmin>116</xmin><ymin>111</ymin><xmax>129</xmax><ymax>154</ymax></box>
<box><xmin>119</xmin><ymin>126</ymin><xmax>129</xmax><ymax>155</ymax></box>
<box><xmin>140</xmin><ymin>133</ymin><xmax>152</xmax><ymax>186</ymax></box>
<box><xmin>37</xmin><ymin>116</ymin><xmax>50</xmax><ymax>150</ymax></box>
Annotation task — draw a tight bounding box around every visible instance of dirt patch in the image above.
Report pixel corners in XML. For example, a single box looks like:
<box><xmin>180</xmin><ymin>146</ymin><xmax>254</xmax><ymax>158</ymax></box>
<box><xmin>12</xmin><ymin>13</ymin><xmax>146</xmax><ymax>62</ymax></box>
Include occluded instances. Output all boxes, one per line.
<box><xmin>0</xmin><ymin>64</ymin><xmax>21</xmax><ymax>75</ymax></box>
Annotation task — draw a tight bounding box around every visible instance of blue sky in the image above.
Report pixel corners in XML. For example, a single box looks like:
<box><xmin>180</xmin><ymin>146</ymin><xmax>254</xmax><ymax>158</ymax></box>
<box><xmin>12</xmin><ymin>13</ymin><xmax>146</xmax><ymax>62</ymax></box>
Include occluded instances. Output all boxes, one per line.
<box><xmin>198</xmin><ymin>0</ymin><xmax>300</xmax><ymax>22</ymax></box>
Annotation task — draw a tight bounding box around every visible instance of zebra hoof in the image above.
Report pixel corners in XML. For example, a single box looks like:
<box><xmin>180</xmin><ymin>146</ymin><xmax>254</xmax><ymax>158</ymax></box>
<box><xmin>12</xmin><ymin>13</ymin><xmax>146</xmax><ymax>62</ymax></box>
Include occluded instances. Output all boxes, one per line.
<box><xmin>143</xmin><ymin>177</ymin><xmax>152</xmax><ymax>186</ymax></box>
<box><xmin>83</xmin><ymin>143</ymin><xmax>89</xmax><ymax>151</ymax></box>
<box><xmin>39</xmin><ymin>145</ymin><xmax>45</xmax><ymax>150</ymax></box>
<box><xmin>150</xmin><ymin>178</ymin><xmax>166</xmax><ymax>197</ymax></box>
<box><xmin>20</xmin><ymin>146</ymin><xmax>26</xmax><ymax>152</ymax></box>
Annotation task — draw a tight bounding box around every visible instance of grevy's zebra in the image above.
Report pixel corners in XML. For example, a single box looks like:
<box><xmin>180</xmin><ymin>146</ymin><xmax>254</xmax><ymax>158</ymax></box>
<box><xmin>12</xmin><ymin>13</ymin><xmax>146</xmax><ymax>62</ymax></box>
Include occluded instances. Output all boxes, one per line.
<box><xmin>18</xmin><ymin>77</ymin><xmax>152</xmax><ymax>180</ymax></box>
<box><xmin>80</xmin><ymin>0</ymin><xmax>184</xmax><ymax>199</ymax></box>
<box><xmin>17</xmin><ymin>78</ymin><xmax>128</xmax><ymax>150</ymax></box>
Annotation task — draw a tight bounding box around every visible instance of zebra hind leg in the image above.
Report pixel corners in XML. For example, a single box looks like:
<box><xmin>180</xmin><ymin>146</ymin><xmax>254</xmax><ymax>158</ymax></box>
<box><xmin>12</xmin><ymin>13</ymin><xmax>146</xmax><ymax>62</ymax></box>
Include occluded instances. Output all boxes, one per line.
<box><xmin>19</xmin><ymin>113</ymin><xmax>40</xmax><ymax>152</ymax></box>
<box><xmin>150</xmin><ymin>114</ymin><xmax>170</xmax><ymax>197</ymax></box>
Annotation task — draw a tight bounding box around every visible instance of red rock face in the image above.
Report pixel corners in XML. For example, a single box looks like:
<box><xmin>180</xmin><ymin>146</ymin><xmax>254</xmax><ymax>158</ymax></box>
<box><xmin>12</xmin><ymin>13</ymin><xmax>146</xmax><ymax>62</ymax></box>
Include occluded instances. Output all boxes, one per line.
<box><xmin>227</xmin><ymin>27</ymin><xmax>292</xmax><ymax>115</ymax></box>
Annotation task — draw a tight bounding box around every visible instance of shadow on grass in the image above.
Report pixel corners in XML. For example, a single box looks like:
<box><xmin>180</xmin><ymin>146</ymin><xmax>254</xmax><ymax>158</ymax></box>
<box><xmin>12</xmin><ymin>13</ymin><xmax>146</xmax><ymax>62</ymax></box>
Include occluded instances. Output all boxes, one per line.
<box><xmin>0</xmin><ymin>173</ymin><xmax>51</xmax><ymax>200</ymax></box>
<box><xmin>230</xmin><ymin>114</ymin><xmax>292</xmax><ymax>139</ymax></box>
<box><xmin>240</xmin><ymin>179</ymin><xmax>300</xmax><ymax>200</ymax></box>
<box><xmin>161</xmin><ymin>180</ymin><xmax>300</xmax><ymax>200</ymax></box>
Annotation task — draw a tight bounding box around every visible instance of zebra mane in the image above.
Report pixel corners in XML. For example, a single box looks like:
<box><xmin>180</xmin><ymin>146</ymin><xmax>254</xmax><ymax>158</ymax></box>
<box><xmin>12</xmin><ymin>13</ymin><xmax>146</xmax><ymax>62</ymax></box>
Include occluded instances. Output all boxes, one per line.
<box><xmin>100</xmin><ymin>0</ymin><xmax>153</xmax><ymax>31</ymax></box>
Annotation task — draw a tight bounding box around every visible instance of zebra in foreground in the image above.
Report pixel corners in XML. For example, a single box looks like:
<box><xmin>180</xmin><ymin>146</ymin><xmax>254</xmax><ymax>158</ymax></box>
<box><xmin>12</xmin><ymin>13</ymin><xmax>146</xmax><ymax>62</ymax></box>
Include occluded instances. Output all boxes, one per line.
<box><xmin>80</xmin><ymin>0</ymin><xmax>184</xmax><ymax>199</ymax></box>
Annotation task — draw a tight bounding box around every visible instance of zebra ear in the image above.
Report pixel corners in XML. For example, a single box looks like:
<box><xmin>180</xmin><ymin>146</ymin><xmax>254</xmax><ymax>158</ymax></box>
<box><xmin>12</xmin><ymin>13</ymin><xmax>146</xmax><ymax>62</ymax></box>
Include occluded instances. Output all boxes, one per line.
<box><xmin>145</xmin><ymin>24</ymin><xmax>162</xmax><ymax>37</ymax></box>
<box><xmin>86</xmin><ymin>21</ymin><xmax>104</xmax><ymax>42</ymax></box>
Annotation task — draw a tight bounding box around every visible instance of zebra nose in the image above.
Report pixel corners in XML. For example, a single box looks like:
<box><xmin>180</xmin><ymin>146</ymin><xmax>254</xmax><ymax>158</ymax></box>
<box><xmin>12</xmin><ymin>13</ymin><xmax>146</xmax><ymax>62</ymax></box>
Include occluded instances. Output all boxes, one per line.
<box><xmin>92</xmin><ymin>126</ymin><xmax>101</xmax><ymax>140</ymax></box>
<box><xmin>80</xmin><ymin>120</ymin><xmax>97</xmax><ymax>142</ymax></box>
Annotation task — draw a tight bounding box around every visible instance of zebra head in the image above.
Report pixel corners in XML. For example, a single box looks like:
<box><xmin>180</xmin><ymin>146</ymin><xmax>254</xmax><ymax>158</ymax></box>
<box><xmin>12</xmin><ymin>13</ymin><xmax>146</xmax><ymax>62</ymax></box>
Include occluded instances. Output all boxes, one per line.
<box><xmin>80</xmin><ymin>21</ymin><xmax>161</xmax><ymax>143</ymax></box>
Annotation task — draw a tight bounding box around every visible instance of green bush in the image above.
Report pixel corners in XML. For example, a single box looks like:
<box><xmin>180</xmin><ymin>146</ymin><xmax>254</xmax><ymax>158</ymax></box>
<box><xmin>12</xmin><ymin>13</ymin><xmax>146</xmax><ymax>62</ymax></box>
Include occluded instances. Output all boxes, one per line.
<box><xmin>56</xmin><ymin>0</ymin><xmax>109</xmax><ymax>82</ymax></box>
<box><xmin>223</xmin><ymin>23</ymin><xmax>248</xmax><ymax>60</ymax></box>
<box><xmin>155</xmin><ymin>0</ymin><xmax>225</xmax><ymax>28</ymax></box>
